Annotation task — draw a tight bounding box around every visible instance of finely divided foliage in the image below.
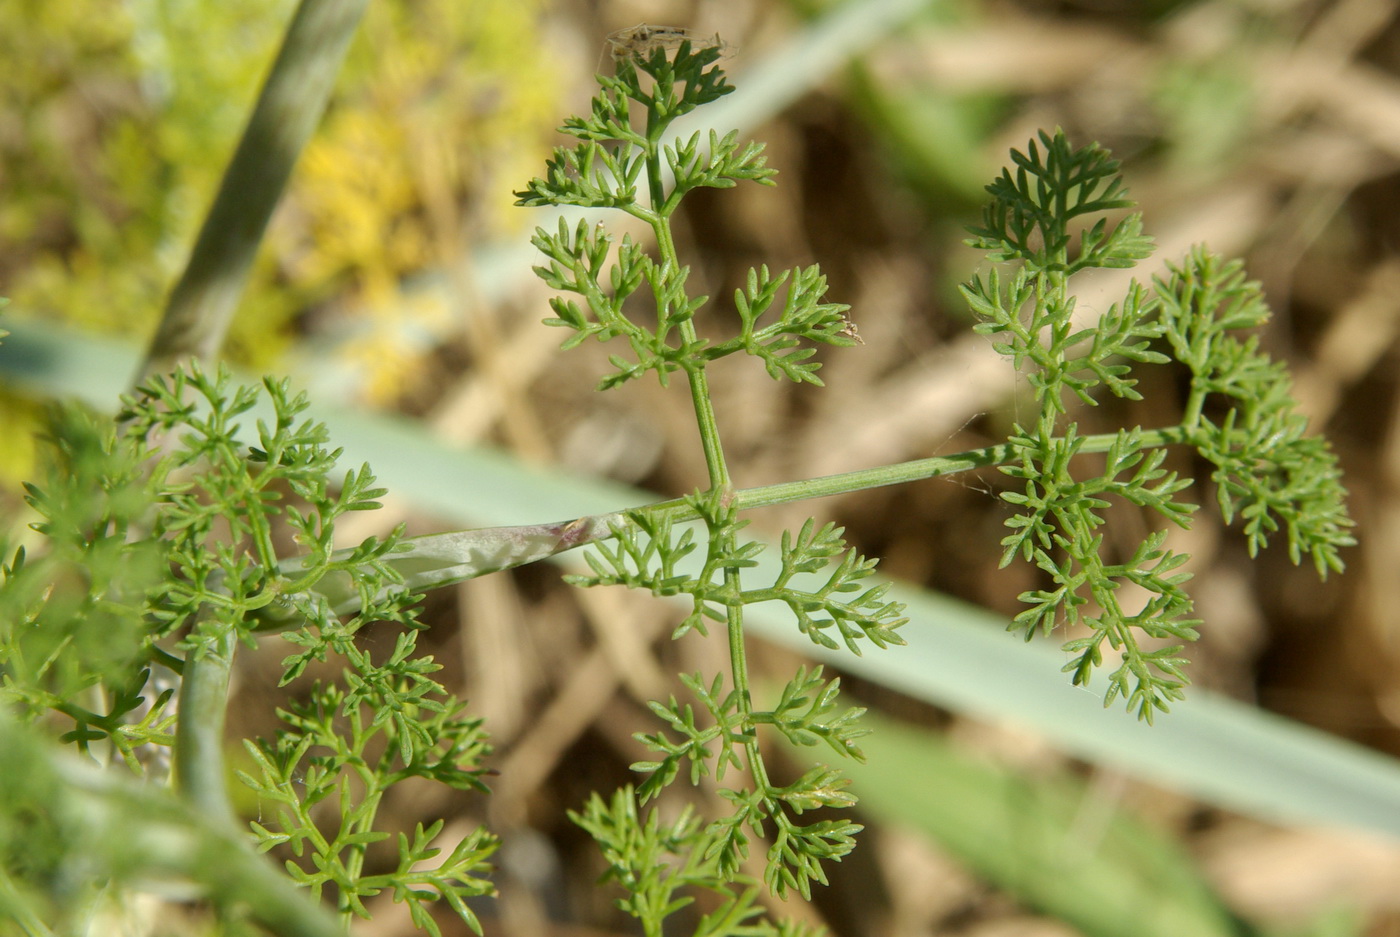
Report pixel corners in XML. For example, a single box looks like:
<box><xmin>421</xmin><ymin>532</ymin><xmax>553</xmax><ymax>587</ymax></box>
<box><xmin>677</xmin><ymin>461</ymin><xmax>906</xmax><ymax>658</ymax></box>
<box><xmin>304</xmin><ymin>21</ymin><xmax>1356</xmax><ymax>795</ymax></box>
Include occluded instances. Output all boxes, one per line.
<box><xmin>1</xmin><ymin>366</ymin><xmax>497</xmax><ymax>934</ymax></box>
<box><xmin>518</xmin><ymin>47</ymin><xmax>1353</xmax><ymax>931</ymax></box>
<box><xmin>517</xmin><ymin>43</ymin><xmax>856</xmax><ymax>393</ymax></box>
<box><xmin>129</xmin><ymin>369</ymin><xmax>498</xmax><ymax>933</ymax></box>
<box><xmin>963</xmin><ymin>131</ymin><xmax>1353</xmax><ymax>720</ymax></box>
<box><xmin>518</xmin><ymin>39</ymin><xmax>891</xmax><ymax>924</ymax></box>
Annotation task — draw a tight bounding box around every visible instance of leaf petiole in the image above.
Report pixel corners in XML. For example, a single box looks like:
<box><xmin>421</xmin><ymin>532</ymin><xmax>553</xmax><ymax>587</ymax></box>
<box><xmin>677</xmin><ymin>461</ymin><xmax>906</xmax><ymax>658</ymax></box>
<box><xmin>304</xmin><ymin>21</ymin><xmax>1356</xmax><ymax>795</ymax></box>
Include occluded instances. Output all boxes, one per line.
<box><xmin>254</xmin><ymin>425</ymin><xmax>1195</xmax><ymax>622</ymax></box>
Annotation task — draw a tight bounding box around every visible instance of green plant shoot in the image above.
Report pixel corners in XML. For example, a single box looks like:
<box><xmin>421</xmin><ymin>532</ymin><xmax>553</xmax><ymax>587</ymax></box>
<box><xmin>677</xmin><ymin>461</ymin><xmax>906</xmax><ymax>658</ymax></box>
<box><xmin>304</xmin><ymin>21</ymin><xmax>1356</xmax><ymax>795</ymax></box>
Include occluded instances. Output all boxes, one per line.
<box><xmin>513</xmin><ymin>35</ymin><xmax>1353</xmax><ymax>934</ymax></box>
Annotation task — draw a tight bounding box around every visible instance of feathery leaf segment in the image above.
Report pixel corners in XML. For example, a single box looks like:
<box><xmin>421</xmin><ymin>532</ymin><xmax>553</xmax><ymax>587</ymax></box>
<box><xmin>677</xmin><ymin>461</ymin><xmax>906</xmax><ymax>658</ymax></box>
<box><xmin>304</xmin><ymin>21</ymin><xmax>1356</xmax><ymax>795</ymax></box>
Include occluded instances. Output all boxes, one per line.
<box><xmin>1</xmin><ymin>364</ymin><xmax>497</xmax><ymax>934</ymax></box>
<box><xmin>517</xmin><ymin>38</ymin><xmax>890</xmax><ymax>918</ymax></box>
<box><xmin>963</xmin><ymin>129</ymin><xmax>1354</xmax><ymax>720</ymax></box>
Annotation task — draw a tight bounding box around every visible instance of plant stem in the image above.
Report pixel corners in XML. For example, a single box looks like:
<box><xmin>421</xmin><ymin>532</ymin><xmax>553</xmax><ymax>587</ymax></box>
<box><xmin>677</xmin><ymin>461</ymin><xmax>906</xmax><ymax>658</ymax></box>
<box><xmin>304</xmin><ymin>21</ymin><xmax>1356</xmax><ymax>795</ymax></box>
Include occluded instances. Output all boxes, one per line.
<box><xmin>1181</xmin><ymin>383</ymin><xmax>1208</xmax><ymax>434</ymax></box>
<box><xmin>649</xmin><ymin>195</ymin><xmax>731</xmax><ymax>488</ymax></box>
<box><xmin>33</xmin><ymin>733</ymin><xmax>345</xmax><ymax>937</ymax></box>
<box><xmin>645</xmin><ymin>134</ymin><xmax>770</xmax><ymax>796</ymax></box>
<box><xmin>138</xmin><ymin>0</ymin><xmax>370</xmax><ymax>379</ymax></box>
<box><xmin>0</xmin><ymin>868</ymin><xmax>54</xmax><ymax>936</ymax></box>
<box><xmin>174</xmin><ymin>621</ymin><xmax>239</xmax><ymax>828</ymax></box>
<box><xmin>670</xmin><ymin>425</ymin><xmax>1193</xmax><ymax>518</ymax></box>
<box><xmin>255</xmin><ymin>425</ymin><xmax>1199</xmax><ymax>625</ymax></box>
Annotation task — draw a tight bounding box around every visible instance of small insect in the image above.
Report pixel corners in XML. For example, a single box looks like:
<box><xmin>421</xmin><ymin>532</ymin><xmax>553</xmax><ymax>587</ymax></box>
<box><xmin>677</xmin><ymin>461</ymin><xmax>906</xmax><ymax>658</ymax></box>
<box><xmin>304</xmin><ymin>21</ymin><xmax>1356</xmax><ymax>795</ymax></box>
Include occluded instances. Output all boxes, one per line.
<box><xmin>838</xmin><ymin>317</ymin><xmax>864</xmax><ymax>345</ymax></box>
<box><xmin>604</xmin><ymin>23</ymin><xmax>725</xmax><ymax>63</ymax></box>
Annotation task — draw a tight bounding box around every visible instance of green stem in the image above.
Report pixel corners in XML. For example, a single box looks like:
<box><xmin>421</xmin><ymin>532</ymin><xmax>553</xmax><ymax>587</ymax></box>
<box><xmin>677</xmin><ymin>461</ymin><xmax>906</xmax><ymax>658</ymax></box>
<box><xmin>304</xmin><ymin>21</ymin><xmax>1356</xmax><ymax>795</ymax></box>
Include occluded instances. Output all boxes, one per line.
<box><xmin>1181</xmin><ymin>382</ymin><xmax>1209</xmax><ymax>434</ymax></box>
<box><xmin>20</xmin><ymin>729</ymin><xmax>345</xmax><ymax>937</ymax></box>
<box><xmin>0</xmin><ymin>871</ymin><xmax>53</xmax><ymax>937</ymax></box>
<box><xmin>685</xmin><ymin>363</ymin><xmax>731</xmax><ymax>488</ymax></box>
<box><xmin>653</xmin><ymin>216</ymin><xmax>731</xmax><ymax>489</ymax></box>
<box><xmin>174</xmin><ymin>621</ymin><xmax>239</xmax><ymax>829</ymax></box>
<box><xmin>645</xmin><ymin>142</ymin><xmax>768</xmax><ymax>801</ymax></box>
<box><xmin>645</xmin><ymin>102</ymin><xmax>668</xmax><ymax>217</ymax></box>
<box><xmin>138</xmin><ymin>0</ymin><xmax>370</xmax><ymax>379</ymax></box>
<box><xmin>660</xmin><ymin>425</ymin><xmax>1193</xmax><ymax>520</ymax></box>
<box><xmin>248</xmin><ymin>425</ymin><xmax>1198</xmax><ymax>630</ymax></box>
<box><xmin>150</xmin><ymin>645</ymin><xmax>186</xmax><ymax>674</ymax></box>
<box><xmin>340</xmin><ymin>757</ymin><xmax>386</xmax><ymax>920</ymax></box>
<box><xmin>246</xmin><ymin>482</ymin><xmax>282</xmax><ymax>574</ymax></box>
